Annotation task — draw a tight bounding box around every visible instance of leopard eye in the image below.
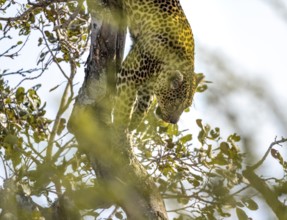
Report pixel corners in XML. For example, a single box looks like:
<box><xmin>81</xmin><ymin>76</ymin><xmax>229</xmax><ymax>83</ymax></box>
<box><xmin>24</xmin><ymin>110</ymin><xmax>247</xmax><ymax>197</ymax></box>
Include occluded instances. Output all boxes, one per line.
<box><xmin>169</xmin><ymin>70</ymin><xmax>183</xmax><ymax>89</ymax></box>
<box><xmin>170</xmin><ymin>80</ymin><xmax>180</xmax><ymax>89</ymax></box>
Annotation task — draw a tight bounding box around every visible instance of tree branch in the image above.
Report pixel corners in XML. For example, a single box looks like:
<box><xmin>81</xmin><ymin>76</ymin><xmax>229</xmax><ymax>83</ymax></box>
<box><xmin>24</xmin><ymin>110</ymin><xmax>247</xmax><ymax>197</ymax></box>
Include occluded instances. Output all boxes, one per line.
<box><xmin>250</xmin><ymin>137</ymin><xmax>287</xmax><ymax>171</ymax></box>
<box><xmin>243</xmin><ymin>137</ymin><xmax>287</xmax><ymax>220</ymax></box>
<box><xmin>243</xmin><ymin>168</ymin><xmax>287</xmax><ymax>219</ymax></box>
<box><xmin>68</xmin><ymin>0</ymin><xmax>168</xmax><ymax>219</ymax></box>
<box><xmin>0</xmin><ymin>0</ymin><xmax>70</xmax><ymax>21</ymax></box>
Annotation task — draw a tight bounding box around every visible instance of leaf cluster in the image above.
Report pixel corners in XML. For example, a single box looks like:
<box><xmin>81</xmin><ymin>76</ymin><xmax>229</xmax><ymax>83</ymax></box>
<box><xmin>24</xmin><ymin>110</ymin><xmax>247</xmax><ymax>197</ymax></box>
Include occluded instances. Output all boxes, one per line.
<box><xmin>131</xmin><ymin>105</ymin><xmax>287</xmax><ymax>219</ymax></box>
<box><xmin>0</xmin><ymin>79</ymin><xmax>49</xmax><ymax>166</ymax></box>
<box><xmin>0</xmin><ymin>0</ymin><xmax>89</xmax><ymax>81</ymax></box>
<box><xmin>0</xmin><ymin>78</ymin><xmax>94</xmax><ymax>219</ymax></box>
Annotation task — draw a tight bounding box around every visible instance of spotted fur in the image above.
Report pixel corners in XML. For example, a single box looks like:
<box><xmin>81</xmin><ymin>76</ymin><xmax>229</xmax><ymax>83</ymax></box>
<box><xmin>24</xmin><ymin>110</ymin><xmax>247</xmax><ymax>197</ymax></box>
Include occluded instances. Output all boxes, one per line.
<box><xmin>114</xmin><ymin>0</ymin><xmax>198</xmax><ymax>128</ymax></box>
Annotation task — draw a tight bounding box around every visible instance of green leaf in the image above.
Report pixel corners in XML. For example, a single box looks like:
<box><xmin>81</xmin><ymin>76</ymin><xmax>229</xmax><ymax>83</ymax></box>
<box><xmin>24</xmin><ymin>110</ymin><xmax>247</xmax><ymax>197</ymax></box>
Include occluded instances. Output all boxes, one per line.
<box><xmin>44</xmin><ymin>30</ymin><xmax>51</xmax><ymax>37</ymax></box>
<box><xmin>197</xmin><ymin>130</ymin><xmax>206</xmax><ymax>144</ymax></box>
<box><xmin>213</xmin><ymin>154</ymin><xmax>228</xmax><ymax>165</ymax></box>
<box><xmin>54</xmin><ymin>58</ymin><xmax>64</xmax><ymax>63</ymax></box>
<box><xmin>210</xmin><ymin>127</ymin><xmax>220</xmax><ymax>139</ymax></box>
<box><xmin>28</xmin><ymin>88</ymin><xmax>37</xmax><ymax>97</ymax></box>
<box><xmin>178</xmin><ymin>197</ymin><xmax>189</xmax><ymax>205</ymax></box>
<box><xmin>243</xmin><ymin>198</ymin><xmax>258</xmax><ymax>210</ymax></box>
<box><xmin>236</xmin><ymin>208</ymin><xmax>248</xmax><ymax>220</ymax></box>
<box><xmin>192</xmin><ymin>173</ymin><xmax>203</xmax><ymax>181</ymax></box>
<box><xmin>220</xmin><ymin>142</ymin><xmax>230</xmax><ymax>155</ymax></box>
<box><xmin>206</xmin><ymin>144</ymin><xmax>212</xmax><ymax>158</ymax></box>
<box><xmin>28</xmin><ymin>13</ymin><xmax>35</xmax><ymax>23</ymax></box>
<box><xmin>196</xmin><ymin>119</ymin><xmax>203</xmax><ymax>128</ymax></box>
<box><xmin>16</xmin><ymin>87</ymin><xmax>25</xmax><ymax>103</ymax></box>
<box><xmin>271</xmin><ymin>149</ymin><xmax>280</xmax><ymax>159</ymax></box>
<box><xmin>228</xmin><ymin>133</ymin><xmax>241</xmax><ymax>142</ymax></box>
<box><xmin>192</xmin><ymin>179</ymin><xmax>200</xmax><ymax>187</ymax></box>
<box><xmin>33</xmin><ymin>131</ymin><xmax>40</xmax><ymax>143</ymax></box>
<box><xmin>180</xmin><ymin>134</ymin><xmax>192</xmax><ymax>143</ymax></box>
<box><xmin>196</xmin><ymin>84</ymin><xmax>208</xmax><ymax>93</ymax></box>
<box><xmin>4</xmin><ymin>134</ymin><xmax>18</xmax><ymax>146</ymax></box>
<box><xmin>17</xmin><ymin>41</ymin><xmax>23</xmax><ymax>45</ymax></box>
<box><xmin>115</xmin><ymin>211</ymin><xmax>123</xmax><ymax>219</ymax></box>
<box><xmin>236</xmin><ymin>201</ymin><xmax>244</xmax><ymax>208</ymax></box>
<box><xmin>38</xmin><ymin>37</ymin><xmax>43</xmax><ymax>46</ymax></box>
<box><xmin>166</xmin><ymin>139</ymin><xmax>175</xmax><ymax>149</ymax></box>
<box><xmin>5</xmin><ymin>97</ymin><xmax>11</xmax><ymax>104</ymax></box>
<box><xmin>271</xmin><ymin>149</ymin><xmax>284</xmax><ymax>165</ymax></box>
<box><xmin>167</xmin><ymin>124</ymin><xmax>179</xmax><ymax>136</ymax></box>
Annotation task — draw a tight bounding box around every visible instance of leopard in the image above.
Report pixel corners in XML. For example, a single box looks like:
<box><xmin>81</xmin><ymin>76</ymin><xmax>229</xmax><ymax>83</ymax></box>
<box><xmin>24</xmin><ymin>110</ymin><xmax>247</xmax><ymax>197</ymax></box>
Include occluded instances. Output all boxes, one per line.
<box><xmin>113</xmin><ymin>0</ymin><xmax>200</xmax><ymax>130</ymax></box>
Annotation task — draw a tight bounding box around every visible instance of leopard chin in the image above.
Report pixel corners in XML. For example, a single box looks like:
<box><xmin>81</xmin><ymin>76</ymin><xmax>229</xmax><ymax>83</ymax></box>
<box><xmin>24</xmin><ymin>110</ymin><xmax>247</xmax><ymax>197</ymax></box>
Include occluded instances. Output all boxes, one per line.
<box><xmin>155</xmin><ymin>106</ymin><xmax>181</xmax><ymax>124</ymax></box>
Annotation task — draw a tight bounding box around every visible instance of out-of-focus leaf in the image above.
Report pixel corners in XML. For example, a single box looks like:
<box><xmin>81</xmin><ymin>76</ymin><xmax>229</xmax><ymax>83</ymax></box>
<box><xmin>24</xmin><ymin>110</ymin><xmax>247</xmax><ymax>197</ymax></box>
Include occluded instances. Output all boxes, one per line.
<box><xmin>236</xmin><ymin>201</ymin><xmax>244</xmax><ymax>208</ymax></box>
<box><xmin>38</xmin><ymin>37</ymin><xmax>43</xmax><ymax>46</ymax></box>
<box><xmin>180</xmin><ymin>134</ymin><xmax>192</xmax><ymax>144</ymax></box>
<box><xmin>242</xmin><ymin>198</ymin><xmax>258</xmax><ymax>210</ymax></box>
<box><xmin>228</xmin><ymin>133</ymin><xmax>241</xmax><ymax>142</ymax></box>
<box><xmin>210</xmin><ymin>127</ymin><xmax>220</xmax><ymax>139</ymax></box>
<box><xmin>16</xmin><ymin>87</ymin><xmax>25</xmax><ymax>103</ymax></box>
<box><xmin>220</xmin><ymin>142</ymin><xmax>230</xmax><ymax>155</ymax></box>
<box><xmin>271</xmin><ymin>149</ymin><xmax>284</xmax><ymax>165</ymax></box>
<box><xmin>115</xmin><ymin>211</ymin><xmax>123</xmax><ymax>219</ymax></box>
<box><xmin>196</xmin><ymin>119</ymin><xmax>203</xmax><ymax>129</ymax></box>
<box><xmin>236</xmin><ymin>208</ymin><xmax>248</xmax><ymax>220</ymax></box>
<box><xmin>4</xmin><ymin>134</ymin><xmax>18</xmax><ymax>146</ymax></box>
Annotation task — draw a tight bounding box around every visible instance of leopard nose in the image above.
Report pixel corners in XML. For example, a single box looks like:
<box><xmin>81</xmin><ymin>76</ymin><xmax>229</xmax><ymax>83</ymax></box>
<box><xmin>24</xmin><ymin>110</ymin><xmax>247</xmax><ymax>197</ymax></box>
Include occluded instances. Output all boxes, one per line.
<box><xmin>169</xmin><ymin>116</ymin><xmax>179</xmax><ymax>124</ymax></box>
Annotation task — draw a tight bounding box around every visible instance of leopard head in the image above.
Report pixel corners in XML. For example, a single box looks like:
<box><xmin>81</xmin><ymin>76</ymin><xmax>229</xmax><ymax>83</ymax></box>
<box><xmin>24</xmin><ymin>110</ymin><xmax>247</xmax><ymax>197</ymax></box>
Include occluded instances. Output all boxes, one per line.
<box><xmin>154</xmin><ymin>69</ymin><xmax>198</xmax><ymax>124</ymax></box>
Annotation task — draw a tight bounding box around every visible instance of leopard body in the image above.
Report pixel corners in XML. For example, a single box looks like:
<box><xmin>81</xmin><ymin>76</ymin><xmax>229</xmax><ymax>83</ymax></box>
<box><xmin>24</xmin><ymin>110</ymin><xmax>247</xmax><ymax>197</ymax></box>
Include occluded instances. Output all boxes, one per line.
<box><xmin>114</xmin><ymin>0</ymin><xmax>198</xmax><ymax>128</ymax></box>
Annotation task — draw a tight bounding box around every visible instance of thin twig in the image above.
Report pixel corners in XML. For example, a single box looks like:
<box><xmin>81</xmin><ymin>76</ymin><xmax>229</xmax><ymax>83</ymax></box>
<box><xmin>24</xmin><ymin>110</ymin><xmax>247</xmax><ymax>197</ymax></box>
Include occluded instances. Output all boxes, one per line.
<box><xmin>0</xmin><ymin>0</ymin><xmax>70</xmax><ymax>21</ymax></box>
<box><xmin>14</xmin><ymin>64</ymin><xmax>49</xmax><ymax>88</ymax></box>
<box><xmin>0</xmin><ymin>6</ymin><xmax>36</xmax><ymax>21</ymax></box>
<box><xmin>39</xmin><ymin>24</ymin><xmax>71</xmax><ymax>82</ymax></box>
<box><xmin>46</xmin><ymin>79</ymin><xmax>72</xmax><ymax>160</ymax></box>
<box><xmin>53</xmin><ymin>0</ymin><xmax>85</xmax><ymax>31</ymax></box>
<box><xmin>250</xmin><ymin>137</ymin><xmax>287</xmax><ymax>171</ymax></box>
<box><xmin>1</xmin><ymin>68</ymin><xmax>43</xmax><ymax>77</ymax></box>
<box><xmin>0</xmin><ymin>153</ymin><xmax>8</xmax><ymax>179</ymax></box>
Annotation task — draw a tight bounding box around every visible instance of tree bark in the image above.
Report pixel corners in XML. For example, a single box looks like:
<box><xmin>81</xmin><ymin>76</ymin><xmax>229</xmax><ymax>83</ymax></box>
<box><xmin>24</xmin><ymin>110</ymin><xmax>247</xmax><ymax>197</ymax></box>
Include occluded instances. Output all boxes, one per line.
<box><xmin>243</xmin><ymin>168</ymin><xmax>287</xmax><ymax>220</ymax></box>
<box><xmin>68</xmin><ymin>0</ymin><xmax>168</xmax><ymax>219</ymax></box>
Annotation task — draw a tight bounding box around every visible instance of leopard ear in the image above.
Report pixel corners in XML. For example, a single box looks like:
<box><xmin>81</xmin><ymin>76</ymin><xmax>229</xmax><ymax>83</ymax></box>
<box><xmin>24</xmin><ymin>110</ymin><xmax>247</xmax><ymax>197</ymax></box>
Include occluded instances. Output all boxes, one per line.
<box><xmin>194</xmin><ymin>73</ymin><xmax>205</xmax><ymax>87</ymax></box>
<box><xmin>169</xmin><ymin>70</ymin><xmax>183</xmax><ymax>89</ymax></box>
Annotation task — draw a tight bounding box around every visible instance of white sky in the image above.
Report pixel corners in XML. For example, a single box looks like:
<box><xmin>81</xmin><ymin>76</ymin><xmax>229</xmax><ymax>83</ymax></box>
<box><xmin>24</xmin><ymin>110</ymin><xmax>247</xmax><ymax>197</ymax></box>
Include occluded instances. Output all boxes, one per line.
<box><xmin>1</xmin><ymin>0</ymin><xmax>287</xmax><ymax>219</ymax></box>
<box><xmin>180</xmin><ymin>0</ymin><xmax>287</xmax><ymax>134</ymax></box>
<box><xmin>185</xmin><ymin>0</ymin><xmax>287</xmax><ymax>96</ymax></box>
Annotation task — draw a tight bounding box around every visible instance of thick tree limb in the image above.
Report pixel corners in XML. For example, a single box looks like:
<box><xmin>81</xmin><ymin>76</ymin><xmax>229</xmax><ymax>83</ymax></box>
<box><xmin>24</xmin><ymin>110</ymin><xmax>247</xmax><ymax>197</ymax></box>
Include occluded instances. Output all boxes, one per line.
<box><xmin>68</xmin><ymin>0</ymin><xmax>168</xmax><ymax>219</ymax></box>
<box><xmin>243</xmin><ymin>169</ymin><xmax>287</xmax><ymax>220</ymax></box>
<box><xmin>243</xmin><ymin>138</ymin><xmax>287</xmax><ymax>220</ymax></box>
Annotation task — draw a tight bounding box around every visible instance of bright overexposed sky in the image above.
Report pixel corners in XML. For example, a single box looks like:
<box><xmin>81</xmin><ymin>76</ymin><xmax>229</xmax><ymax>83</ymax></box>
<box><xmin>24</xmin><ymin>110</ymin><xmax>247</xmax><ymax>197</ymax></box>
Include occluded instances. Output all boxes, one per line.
<box><xmin>180</xmin><ymin>0</ymin><xmax>287</xmax><ymax>136</ymax></box>
<box><xmin>187</xmin><ymin>0</ymin><xmax>287</xmax><ymax>82</ymax></box>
